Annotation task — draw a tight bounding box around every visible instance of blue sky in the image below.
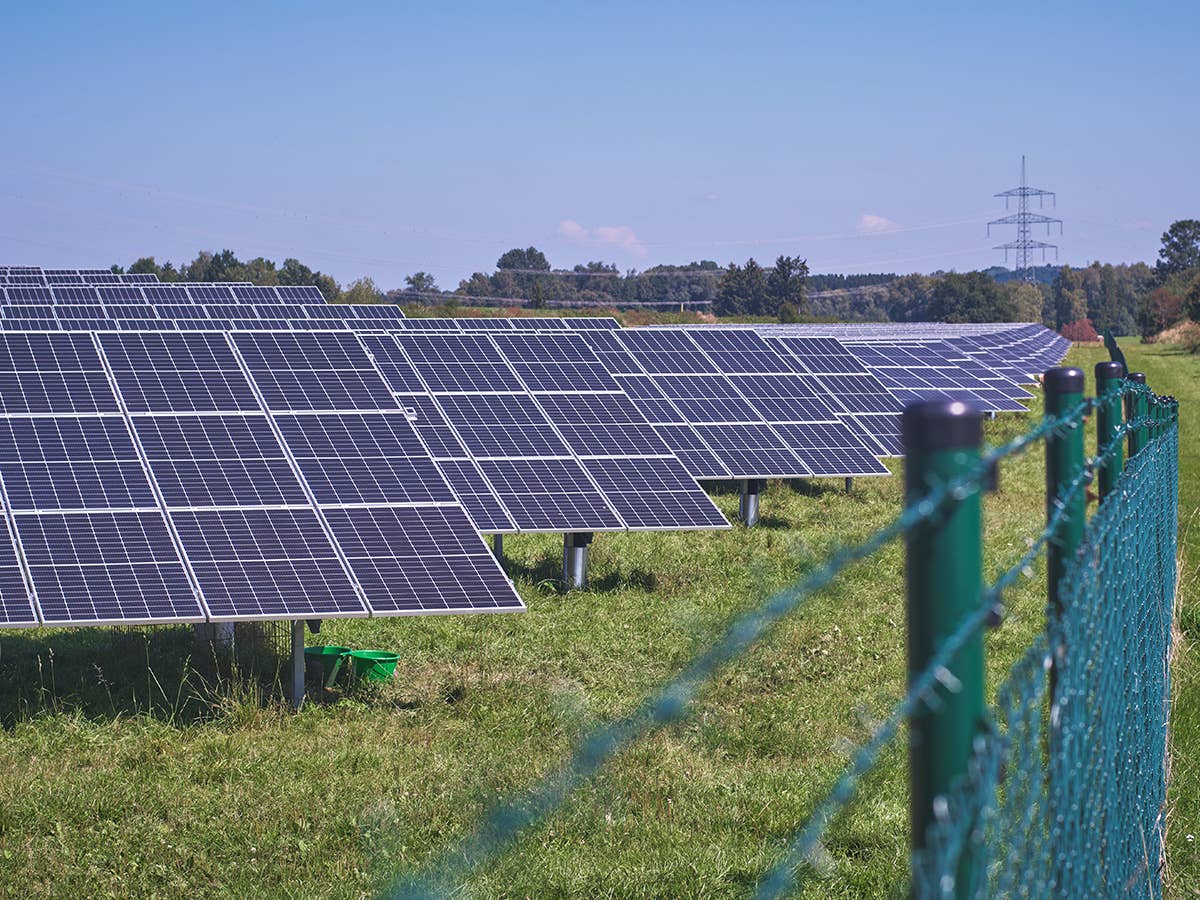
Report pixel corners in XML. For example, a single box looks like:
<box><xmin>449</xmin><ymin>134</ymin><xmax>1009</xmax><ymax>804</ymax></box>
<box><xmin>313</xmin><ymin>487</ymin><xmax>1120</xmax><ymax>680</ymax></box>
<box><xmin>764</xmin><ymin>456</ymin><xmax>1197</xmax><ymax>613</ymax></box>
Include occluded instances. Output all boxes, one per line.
<box><xmin>2</xmin><ymin>1</ymin><xmax>1197</xmax><ymax>289</ymax></box>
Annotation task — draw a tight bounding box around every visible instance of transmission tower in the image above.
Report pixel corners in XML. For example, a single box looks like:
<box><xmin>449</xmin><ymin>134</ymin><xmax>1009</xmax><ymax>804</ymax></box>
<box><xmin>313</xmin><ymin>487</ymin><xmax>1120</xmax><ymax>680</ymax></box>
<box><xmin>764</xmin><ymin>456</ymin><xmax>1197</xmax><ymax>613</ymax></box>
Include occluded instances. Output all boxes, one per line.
<box><xmin>988</xmin><ymin>155</ymin><xmax>1062</xmax><ymax>281</ymax></box>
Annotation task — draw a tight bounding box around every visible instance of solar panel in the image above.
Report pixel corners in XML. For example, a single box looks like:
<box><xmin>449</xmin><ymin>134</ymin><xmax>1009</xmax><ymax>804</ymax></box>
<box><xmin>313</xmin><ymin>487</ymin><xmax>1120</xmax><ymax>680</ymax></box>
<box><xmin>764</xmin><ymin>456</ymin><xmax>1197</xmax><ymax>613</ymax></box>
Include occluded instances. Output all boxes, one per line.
<box><xmin>171</xmin><ymin>507</ymin><xmax>366</xmax><ymax>620</ymax></box>
<box><xmin>274</xmin><ymin>411</ymin><xmax>455</xmax><ymax>506</ymax></box>
<box><xmin>100</xmin><ymin>332</ymin><xmax>261</xmax><ymax>413</ymax></box>
<box><xmin>0</xmin><ymin>515</ymin><xmax>36</xmax><ymax>626</ymax></box>
<box><xmin>0</xmin><ymin>416</ymin><xmax>157</xmax><ymax>511</ymax></box>
<box><xmin>494</xmin><ymin>333</ymin><xmax>727</xmax><ymax>530</ymax></box>
<box><xmin>323</xmin><ymin>505</ymin><xmax>521</xmax><ymax>613</ymax></box>
<box><xmin>18</xmin><ymin>510</ymin><xmax>204</xmax><ymax>626</ymax></box>
<box><xmin>0</xmin><ymin>333</ymin><xmax>119</xmax><ymax>414</ymax></box>
<box><xmin>765</xmin><ymin>335</ymin><xmax>905</xmax><ymax>457</ymax></box>
<box><xmin>232</xmin><ymin>331</ymin><xmax>398</xmax><ymax>411</ymax></box>
<box><xmin>389</xmin><ymin>332</ymin><xmax>624</xmax><ymax>532</ymax></box>
<box><xmin>133</xmin><ymin>414</ymin><xmax>309</xmax><ymax>508</ymax></box>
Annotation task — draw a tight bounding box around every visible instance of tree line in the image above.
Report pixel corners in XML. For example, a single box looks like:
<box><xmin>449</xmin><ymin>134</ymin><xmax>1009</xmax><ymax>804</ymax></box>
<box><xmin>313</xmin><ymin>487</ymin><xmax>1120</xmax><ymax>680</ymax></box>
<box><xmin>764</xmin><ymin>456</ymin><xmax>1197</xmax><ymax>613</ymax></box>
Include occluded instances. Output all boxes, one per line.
<box><xmin>109</xmin><ymin>251</ymin><xmax>379</xmax><ymax>304</ymax></box>
<box><xmin>108</xmin><ymin>218</ymin><xmax>1200</xmax><ymax>338</ymax></box>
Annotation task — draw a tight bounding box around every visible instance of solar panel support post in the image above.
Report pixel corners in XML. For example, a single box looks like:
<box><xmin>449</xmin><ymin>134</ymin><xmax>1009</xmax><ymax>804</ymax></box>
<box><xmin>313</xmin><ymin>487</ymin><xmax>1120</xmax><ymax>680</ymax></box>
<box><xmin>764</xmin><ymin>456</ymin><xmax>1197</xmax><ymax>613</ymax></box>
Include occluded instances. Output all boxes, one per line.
<box><xmin>562</xmin><ymin>532</ymin><xmax>594</xmax><ymax>590</ymax></box>
<box><xmin>492</xmin><ymin>534</ymin><xmax>503</xmax><ymax>561</ymax></box>
<box><xmin>290</xmin><ymin>619</ymin><xmax>306</xmax><ymax>711</ymax></box>
<box><xmin>738</xmin><ymin>479</ymin><xmax>764</xmax><ymax>526</ymax></box>
<box><xmin>902</xmin><ymin>399</ymin><xmax>985</xmax><ymax>898</ymax></box>
<box><xmin>844</xmin><ymin>477</ymin><xmax>853</xmax><ymax>493</ymax></box>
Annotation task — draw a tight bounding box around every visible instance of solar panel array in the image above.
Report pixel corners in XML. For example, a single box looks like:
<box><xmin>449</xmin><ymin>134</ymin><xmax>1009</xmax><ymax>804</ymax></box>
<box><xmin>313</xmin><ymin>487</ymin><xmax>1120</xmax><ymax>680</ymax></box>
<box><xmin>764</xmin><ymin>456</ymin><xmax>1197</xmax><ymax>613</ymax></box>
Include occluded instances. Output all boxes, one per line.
<box><xmin>0</xmin><ymin>329</ymin><xmax>523</xmax><ymax>627</ymax></box>
<box><xmin>0</xmin><ymin>267</ymin><xmax>1071</xmax><ymax>631</ymax></box>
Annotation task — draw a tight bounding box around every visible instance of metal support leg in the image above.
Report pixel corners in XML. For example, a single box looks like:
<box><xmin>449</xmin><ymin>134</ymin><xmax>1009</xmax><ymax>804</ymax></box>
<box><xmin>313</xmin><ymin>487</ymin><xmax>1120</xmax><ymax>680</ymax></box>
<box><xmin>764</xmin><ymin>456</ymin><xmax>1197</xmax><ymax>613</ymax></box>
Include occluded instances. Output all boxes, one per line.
<box><xmin>492</xmin><ymin>534</ymin><xmax>504</xmax><ymax>561</ymax></box>
<box><xmin>844</xmin><ymin>476</ymin><xmax>853</xmax><ymax>493</ymax></box>
<box><xmin>291</xmin><ymin>619</ymin><xmax>306</xmax><ymax>711</ymax></box>
<box><xmin>738</xmin><ymin>479</ymin><xmax>762</xmax><ymax>526</ymax></box>
<box><xmin>562</xmin><ymin>532</ymin><xmax>594</xmax><ymax>590</ymax></box>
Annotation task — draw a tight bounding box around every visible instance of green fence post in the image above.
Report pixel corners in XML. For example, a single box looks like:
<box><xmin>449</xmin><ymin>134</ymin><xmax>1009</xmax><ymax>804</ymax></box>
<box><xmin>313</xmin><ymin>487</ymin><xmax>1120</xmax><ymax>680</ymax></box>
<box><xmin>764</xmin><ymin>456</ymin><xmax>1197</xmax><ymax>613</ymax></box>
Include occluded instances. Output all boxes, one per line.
<box><xmin>1044</xmin><ymin>367</ymin><xmax>1086</xmax><ymax>895</ymax></box>
<box><xmin>1094</xmin><ymin>361</ymin><xmax>1124</xmax><ymax>501</ymax></box>
<box><xmin>1127</xmin><ymin>372</ymin><xmax>1149</xmax><ymax>459</ymax></box>
<box><xmin>903</xmin><ymin>400</ymin><xmax>985</xmax><ymax>898</ymax></box>
<box><xmin>1045</xmin><ymin>366</ymin><xmax>1086</xmax><ymax>621</ymax></box>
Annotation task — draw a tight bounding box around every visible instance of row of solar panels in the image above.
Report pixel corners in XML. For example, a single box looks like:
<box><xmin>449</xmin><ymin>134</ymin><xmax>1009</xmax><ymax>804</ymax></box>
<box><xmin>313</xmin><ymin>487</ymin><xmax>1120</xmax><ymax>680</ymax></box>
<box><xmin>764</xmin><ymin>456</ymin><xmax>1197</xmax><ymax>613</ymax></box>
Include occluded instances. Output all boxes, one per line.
<box><xmin>0</xmin><ymin>267</ymin><xmax>1067</xmax><ymax>631</ymax></box>
<box><xmin>0</xmin><ymin>267</ymin><xmax>160</xmax><ymax>286</ymax></box>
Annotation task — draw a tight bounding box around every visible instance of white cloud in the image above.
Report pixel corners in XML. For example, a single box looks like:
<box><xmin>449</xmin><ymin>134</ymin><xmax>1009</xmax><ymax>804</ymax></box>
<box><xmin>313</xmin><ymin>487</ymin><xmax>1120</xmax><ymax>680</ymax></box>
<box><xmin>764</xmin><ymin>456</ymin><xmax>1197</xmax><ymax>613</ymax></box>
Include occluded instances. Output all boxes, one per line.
<box><xmin>557</xmin><ymin>219</ymin><xmax>648</xmax><ymax>258</ymax></box>
<box><xmin>857</xmin><ymin>213</ymin><xmax>901</xmax><ymax>235</ymax></box>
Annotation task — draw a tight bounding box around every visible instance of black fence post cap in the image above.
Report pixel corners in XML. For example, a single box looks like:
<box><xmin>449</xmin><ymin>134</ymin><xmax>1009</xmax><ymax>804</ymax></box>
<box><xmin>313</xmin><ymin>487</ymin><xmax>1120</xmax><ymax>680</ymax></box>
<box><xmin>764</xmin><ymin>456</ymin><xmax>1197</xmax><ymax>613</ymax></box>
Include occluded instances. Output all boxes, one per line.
<box><xmin>1128</xmin><ymin>372</ymin><xmax>1147</xmax><ymax>384</ymax></box>
<box><xmin>1044</xmin><ymin>367</ymin><xmax>1085</xmax><ymax>394</ymax></box>
<box><xmin>1094</xmin><ymin>361</ymin><xmax>1124</xmax><ymax>381</ymax></box>
<box><xmin>902</xmin><ymin>400</ymin><xmax>984</xmax><ymax>452</ymax></box>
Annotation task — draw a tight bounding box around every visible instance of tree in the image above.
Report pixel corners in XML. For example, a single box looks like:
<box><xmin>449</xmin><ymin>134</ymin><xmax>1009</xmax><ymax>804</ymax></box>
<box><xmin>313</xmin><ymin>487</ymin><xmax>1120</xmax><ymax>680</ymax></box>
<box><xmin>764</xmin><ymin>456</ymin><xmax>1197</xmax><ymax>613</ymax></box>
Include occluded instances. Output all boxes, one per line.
<box><xmin>1007</xmin><ymin>282</ymin><xmax>1044</xmax><ymax>323</ymax></box>
<box><xmin>128</xmin><ymin>257</ymin><xmax>160</xmax><ymax>275</ymax></box>
<box><xmin>1156</xmin><ymin>219</ymin><xmax>1200</xmax><ymax>277</ymax></box>
<box><xmin>1136</xmin><ymin>288</ymin><xmax>1184</xmax><ymax>338</ymax></box>
<box><xmin>766</xmin><ymin>255</ymin><xmax>809</xmax><ymax>316</ymax></box>
<box><xmin>925</xmin><ymin>272</ymin><xmax>1010</xmax><ymax>322</ymax></box>
<box><xmin>1051</xmin><ymin>267</ymin><xmax>1087</xmax><ymax>330</ymax></box>
<box><xmin>341</xmin><ymin>277</ymin><xmax>383</xmax><ymax>304</ymax></box>
<box><xmin>530</xmin><ymin>280</ymin><xmax>547</xmax><ymax>309</ymax></box>
<box><xmin>404</xmin><ymin>272</ymin><xmax>438</xmax><ymax>294</ymax></box>
<box><xmin>1185</xmin><ymin>274</ymin><xmax>1200</xmax><ymax>324</ymax></box>
<box><xmin>1060</xmin><ymin>318</ymin><xmax>1100</xmax><ymax>342</ymax></box>
<box><xmin>496</xmin><ymin>247</ymin><xmax>550</xmax><ymax>271</ymax></box>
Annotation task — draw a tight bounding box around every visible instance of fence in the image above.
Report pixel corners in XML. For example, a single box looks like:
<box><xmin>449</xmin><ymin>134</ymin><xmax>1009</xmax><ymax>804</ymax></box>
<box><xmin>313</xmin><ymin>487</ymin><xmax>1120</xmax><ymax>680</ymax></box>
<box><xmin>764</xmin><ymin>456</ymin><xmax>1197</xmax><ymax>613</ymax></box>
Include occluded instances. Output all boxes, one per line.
<box><xmin>387</xmin><ymin>356</ymin><xmax>1180</xmax><ymax>899</ymax></box>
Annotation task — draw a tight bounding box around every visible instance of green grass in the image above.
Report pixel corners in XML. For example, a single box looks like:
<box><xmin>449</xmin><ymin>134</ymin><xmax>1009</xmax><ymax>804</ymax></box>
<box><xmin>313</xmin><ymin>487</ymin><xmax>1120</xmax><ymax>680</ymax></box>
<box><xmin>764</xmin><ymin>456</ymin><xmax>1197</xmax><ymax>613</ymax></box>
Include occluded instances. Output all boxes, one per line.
<box><xmin>0</xmin><ymin>342</ymin><xmax>1194</xmax><ymax>898</ymax></box>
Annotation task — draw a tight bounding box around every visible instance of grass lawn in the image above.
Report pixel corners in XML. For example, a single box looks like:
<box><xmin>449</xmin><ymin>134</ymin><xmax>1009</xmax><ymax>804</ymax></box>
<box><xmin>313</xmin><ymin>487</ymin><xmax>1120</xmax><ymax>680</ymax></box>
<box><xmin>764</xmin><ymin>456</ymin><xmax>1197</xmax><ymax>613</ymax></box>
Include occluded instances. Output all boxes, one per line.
<box><xmin>0</xmin><ymin>341</ymin><xmax>1194</xmax><ymax>898</ymax></box>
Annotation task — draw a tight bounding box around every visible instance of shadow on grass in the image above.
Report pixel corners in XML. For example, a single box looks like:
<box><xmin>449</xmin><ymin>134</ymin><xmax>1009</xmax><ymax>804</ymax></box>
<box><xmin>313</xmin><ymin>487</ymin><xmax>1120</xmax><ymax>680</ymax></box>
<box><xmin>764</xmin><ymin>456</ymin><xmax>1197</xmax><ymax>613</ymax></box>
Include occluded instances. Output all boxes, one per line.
<box><xmin>0</xmin><ymin>623</ymin><xmax>387</xmax><ymax>727</ymax></box>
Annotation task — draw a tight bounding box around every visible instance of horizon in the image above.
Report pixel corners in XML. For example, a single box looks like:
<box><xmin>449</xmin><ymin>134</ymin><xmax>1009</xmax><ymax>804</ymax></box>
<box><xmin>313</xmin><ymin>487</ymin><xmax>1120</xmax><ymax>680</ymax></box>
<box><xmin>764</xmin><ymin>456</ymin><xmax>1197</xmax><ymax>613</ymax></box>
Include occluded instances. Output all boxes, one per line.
<box><xmin>2</xmin><ymin>2</ymin><xmax>1196</xmax><ymax>290</ymax></box>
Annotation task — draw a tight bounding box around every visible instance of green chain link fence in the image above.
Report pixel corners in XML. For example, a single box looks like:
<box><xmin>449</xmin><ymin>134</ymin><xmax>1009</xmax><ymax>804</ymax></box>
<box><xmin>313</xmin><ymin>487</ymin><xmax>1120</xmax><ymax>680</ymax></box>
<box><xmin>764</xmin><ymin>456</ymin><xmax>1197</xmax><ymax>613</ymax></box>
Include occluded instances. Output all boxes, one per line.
<box><xmin>387</xmin><ymin>355</ymin><xmax>1180</xmax><ymax>899</ymax></box>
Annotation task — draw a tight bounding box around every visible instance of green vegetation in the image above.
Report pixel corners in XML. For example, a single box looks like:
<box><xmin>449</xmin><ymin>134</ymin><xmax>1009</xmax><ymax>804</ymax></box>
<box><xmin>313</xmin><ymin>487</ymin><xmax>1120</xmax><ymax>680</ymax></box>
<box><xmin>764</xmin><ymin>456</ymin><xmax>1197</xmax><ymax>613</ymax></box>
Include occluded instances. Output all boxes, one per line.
<box><xmin>0</xmin><ymin>341</ymin><xmax>1193</xmax><ymax>897</ymax></box>
<box><xmin>109</xmin><ymin>217</ymin><xmax>1200</xmax><ymax>335</ymax></box>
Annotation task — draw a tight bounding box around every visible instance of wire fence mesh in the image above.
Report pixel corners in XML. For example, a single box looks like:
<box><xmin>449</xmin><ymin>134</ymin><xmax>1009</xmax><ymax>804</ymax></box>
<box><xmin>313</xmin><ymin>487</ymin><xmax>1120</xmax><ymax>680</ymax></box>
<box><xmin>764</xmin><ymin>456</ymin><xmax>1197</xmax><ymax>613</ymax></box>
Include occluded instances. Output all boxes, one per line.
<box><xmin>388</xmin><ymin>380</ymin><xmax>1180</xmax><ymax>899</ymax></box>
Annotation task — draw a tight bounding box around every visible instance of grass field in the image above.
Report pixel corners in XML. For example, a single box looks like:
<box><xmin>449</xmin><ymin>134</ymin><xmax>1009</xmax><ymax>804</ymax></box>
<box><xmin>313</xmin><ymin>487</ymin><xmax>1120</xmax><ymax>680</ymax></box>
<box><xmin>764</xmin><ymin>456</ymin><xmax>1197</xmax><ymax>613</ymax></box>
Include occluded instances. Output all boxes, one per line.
<box><xmin>0</xmin><ymin>341</ymin><xmax>1194</xmax><ymax>898</ymax></box>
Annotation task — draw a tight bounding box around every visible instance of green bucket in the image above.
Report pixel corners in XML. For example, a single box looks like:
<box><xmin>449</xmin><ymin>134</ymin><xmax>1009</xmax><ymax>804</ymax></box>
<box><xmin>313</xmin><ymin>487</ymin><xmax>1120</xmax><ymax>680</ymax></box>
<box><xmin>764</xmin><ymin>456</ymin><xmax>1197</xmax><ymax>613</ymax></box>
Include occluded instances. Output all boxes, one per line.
<box><xmin>305</xmin><ymin>645</ymin><xmax>350</xmax><ymax>684</ymax></box>
<box><xmin>347</xmin><ymin>650</ymin><xmax>400</xmax><ymax>683</ymax></box>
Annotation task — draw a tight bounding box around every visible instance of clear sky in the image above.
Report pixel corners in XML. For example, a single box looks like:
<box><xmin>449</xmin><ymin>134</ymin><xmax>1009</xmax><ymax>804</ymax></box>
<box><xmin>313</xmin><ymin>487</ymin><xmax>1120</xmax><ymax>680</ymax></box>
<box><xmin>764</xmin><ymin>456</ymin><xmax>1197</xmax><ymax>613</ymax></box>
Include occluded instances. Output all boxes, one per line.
<box><xmin>2</xmin><ymin>1</ymin><xmax>1197</xmax><ymax>290</ymax></box>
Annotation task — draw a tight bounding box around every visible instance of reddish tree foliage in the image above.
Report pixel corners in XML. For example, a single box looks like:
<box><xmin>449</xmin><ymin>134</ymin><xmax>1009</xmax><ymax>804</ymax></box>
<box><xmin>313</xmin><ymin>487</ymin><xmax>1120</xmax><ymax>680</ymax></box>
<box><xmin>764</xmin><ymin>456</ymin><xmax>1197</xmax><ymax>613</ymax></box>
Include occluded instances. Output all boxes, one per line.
<box><xmin>1060</xmin><ymin>318</ymin><xmax>1100</xmax><ymax>342</ymax></box>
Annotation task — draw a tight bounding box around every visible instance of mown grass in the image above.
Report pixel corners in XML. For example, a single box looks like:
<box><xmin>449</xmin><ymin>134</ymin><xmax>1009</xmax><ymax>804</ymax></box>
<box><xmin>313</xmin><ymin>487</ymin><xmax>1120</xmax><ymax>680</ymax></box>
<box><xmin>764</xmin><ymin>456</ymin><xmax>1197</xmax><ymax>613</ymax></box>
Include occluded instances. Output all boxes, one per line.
<box><xmin>0</xmin><ymin>342</ymin><xmax>1194</xmax><ymax>898</ymax></box>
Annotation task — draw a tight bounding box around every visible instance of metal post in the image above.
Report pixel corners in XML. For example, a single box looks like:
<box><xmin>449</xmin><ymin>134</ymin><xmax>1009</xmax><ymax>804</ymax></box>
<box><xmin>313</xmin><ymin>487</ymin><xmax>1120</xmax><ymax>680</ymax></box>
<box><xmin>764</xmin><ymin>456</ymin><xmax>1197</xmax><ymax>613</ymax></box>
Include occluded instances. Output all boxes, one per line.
<box><xmin>562</xmin><ymin>532</ymin><xmax>593</xmax><ymax>590</ymax></box>
<box><xmin>738</xmin><ymin>479</ymin><xmax>763</xmax><ymax>526</ymax></box>
<box><xmin>903</xmin><ymin>400</ymin><xmax>985</xmax><ymax>898</ymax></box>
<box><xmin>844</xmin><ymin>476</ymin><xmax>853</xmax><ymax>493</ymax></box>
<box><xmin>1045</xmin><ymin>367</ymin><xmax>1086</xmax><ymax>619</ymax></box>
<box><xmin>291</xmin><ymin>619</ymin><xmax>306</xmax><ymax>711</ymax></box>
<box><xmin>492</xmin><ymin>534</ymin><xmax>504</xmax><ymax>561</ymax></box>
<box><xmin>1127</xmin><ymin>372</ymin><xmax>1149</xmax><ymax>459</ymax></box>
<box><xmin>1094</xmin><ymin>361</ymin><xmax>1124</xmax><ymax>501</ymax></box>
<box><xmin>1043</xmin><ymin>367</ymin><xmax>1086</xmax><ymax>894</ymax></box>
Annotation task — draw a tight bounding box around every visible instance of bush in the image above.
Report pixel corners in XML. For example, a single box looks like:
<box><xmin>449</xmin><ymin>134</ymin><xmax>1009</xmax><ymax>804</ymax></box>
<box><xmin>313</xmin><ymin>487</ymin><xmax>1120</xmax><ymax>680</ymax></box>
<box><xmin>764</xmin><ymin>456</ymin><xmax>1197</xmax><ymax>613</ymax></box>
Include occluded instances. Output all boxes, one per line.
<box><xmin>1060</xmin><ymin>318</ymin><xmax>1100</xmax><ymax>342</ymax></box>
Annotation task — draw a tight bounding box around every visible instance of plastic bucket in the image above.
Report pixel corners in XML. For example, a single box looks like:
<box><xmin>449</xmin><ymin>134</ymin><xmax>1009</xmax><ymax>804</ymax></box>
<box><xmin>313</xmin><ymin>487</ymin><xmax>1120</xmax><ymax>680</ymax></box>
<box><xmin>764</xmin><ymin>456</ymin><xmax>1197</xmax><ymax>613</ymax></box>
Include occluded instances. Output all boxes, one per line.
<box><xmin>347</xmin><ymin>650</ymin><xmax>400</xmax><ymax>682</ymax></box>
<box><xmin>305</xmin><ymin>645</ymin><xmax>350</xmax><ymax>681</ymax></box>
